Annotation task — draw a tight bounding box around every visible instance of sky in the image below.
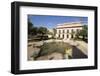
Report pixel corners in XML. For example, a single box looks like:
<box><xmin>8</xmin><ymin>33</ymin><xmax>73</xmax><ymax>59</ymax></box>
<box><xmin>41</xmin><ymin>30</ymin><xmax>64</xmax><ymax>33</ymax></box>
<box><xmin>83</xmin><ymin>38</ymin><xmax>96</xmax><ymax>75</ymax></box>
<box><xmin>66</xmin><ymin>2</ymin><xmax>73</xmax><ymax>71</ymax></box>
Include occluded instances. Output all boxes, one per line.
<box><xmin>28</xmin><ymin>15</ymin><xmax>88</xmax><ymax>29</ymax></box>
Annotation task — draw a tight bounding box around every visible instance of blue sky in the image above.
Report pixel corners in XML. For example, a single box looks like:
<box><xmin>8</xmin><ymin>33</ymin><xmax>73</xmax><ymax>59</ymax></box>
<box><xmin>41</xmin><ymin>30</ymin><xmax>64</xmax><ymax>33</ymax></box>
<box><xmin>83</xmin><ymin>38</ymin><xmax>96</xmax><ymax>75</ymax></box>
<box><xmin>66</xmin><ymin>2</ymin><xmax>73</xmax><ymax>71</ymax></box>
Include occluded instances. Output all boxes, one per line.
<box><xmin>28</xmin><ymin>15</ymin><xmax>88</xmax><ymax>29</ymax></box>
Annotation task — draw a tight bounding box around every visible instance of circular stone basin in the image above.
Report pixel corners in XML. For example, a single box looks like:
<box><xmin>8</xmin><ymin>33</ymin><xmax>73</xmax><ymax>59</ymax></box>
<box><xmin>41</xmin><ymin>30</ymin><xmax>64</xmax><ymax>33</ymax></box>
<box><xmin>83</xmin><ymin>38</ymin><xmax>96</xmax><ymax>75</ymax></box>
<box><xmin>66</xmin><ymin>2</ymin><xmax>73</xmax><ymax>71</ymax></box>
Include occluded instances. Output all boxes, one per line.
<box><xmin>35</xmin><ymin>41</ymin><xmax>72</xmax><ymax>60</ymax></box>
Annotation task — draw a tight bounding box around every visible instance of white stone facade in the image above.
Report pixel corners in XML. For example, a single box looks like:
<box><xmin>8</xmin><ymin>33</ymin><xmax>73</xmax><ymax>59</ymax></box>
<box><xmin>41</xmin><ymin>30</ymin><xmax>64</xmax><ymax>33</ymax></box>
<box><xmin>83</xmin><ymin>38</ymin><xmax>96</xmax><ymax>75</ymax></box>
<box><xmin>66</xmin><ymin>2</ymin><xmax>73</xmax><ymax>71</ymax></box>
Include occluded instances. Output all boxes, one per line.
<box><xmin>55</xmin><ymin>22</ymin><xmax>83</xmax><ymax>40</ymax></box>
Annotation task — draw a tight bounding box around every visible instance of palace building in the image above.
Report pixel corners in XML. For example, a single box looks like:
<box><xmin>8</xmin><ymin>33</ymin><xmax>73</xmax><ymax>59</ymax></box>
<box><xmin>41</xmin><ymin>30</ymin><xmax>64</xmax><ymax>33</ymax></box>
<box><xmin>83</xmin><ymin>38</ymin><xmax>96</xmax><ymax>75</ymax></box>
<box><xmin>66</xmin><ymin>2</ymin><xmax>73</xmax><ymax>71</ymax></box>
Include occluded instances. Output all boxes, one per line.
<box><xmin>55</xmin><ymin>22</ymin><xmax>83</xmax><ymax>40</ymax></box>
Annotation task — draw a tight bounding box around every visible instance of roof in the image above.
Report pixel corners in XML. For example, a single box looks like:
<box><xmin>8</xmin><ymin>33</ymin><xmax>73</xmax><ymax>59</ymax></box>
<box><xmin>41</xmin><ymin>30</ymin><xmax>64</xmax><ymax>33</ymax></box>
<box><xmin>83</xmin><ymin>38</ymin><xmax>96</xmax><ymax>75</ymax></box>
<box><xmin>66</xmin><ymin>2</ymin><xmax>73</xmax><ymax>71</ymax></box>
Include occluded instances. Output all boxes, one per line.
<box><xmin>56</xmin><ymin>22</ymin><xmax>83</xmax><ymax>29</ymax></box>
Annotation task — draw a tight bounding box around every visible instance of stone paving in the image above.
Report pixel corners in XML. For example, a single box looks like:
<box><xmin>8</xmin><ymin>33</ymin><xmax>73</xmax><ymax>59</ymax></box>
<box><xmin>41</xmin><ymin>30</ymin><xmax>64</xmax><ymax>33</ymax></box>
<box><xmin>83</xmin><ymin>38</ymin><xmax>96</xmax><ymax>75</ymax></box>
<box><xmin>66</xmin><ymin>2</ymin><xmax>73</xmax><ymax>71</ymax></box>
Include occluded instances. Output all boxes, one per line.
<box><xmin>63</xmin><ymin>40</ymin><xmax>88</xmax><ymax>55</ymax></box>
<box><xmin>28</xmin><ymin>39</ymin><xmax>88</xmax><ymax>61</ymax></box>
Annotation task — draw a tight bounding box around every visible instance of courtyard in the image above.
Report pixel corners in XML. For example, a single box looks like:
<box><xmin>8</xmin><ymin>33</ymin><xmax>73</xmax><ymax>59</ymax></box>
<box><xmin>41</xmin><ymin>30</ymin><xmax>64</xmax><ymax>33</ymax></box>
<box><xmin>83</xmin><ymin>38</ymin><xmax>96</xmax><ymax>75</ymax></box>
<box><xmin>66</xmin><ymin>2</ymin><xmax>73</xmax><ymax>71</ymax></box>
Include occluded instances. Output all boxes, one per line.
<box><xmin>28</xmin><ymin>15</ymin><xmax>88</xmax><ymax>61</ymax></box>
<box><xmin>28</xmin><ymin>39</ymin><xmax>88</xmax><ymax>61</ymax></box>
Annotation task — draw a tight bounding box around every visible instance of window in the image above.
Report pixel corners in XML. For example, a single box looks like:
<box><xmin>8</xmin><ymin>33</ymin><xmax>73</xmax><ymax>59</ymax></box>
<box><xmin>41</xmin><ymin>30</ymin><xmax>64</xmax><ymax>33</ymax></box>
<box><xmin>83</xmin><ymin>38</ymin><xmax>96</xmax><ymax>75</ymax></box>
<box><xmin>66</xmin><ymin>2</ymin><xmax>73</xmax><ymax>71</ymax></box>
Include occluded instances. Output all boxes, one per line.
<box><xmin>63</xmin><ymin>30</ymin><xmax>64</xmax><ymax>33</ymax></box>
<box><xmin>67</xmin><ymin>30</ymin><xmax>69</xmax><ymax>33</ymax></box>
<box><xmin>71</xmin><ymin>29</ymin><xmax>74</xmax><ymax>32</ymax></box>
<box><xmin>77</xmin><ymin>29</ymin><xmax>79</xmax><ymax>32</ymax></box>
<box><xmin>71</xmin><ymin>34</ymin><xmax>74</xmax><ymax>38</ymax></box>
<box><xmin>67</xmin><ymin>34</ymin><xmax>69</xmax><ymax>38</ymax></box>
<box><xmin>63</xmin><ymin>34</ymin><xmax>64</xmax><ymax>38</ymax></box>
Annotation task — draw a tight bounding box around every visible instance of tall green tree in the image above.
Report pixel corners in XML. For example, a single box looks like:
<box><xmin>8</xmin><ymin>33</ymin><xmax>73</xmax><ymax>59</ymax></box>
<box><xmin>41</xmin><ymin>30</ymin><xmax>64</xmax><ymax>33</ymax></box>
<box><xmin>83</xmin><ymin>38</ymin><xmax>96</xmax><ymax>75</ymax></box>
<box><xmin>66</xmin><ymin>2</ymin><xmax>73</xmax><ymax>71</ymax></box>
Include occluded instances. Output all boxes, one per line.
<box><xmin>53</xmin><ymin>28</ymin><xmax>56</xmax><ymax>35</ymax></box>
<box><xmin>53</xmin><ymin>28</ymin><xmax>57</xmax><ymax>38</ymax></box>
<box><xmin>28</xmin><ymin>19</ymin><xmax>33</xmax><ymax>35</ymax></box>
<box><xmin>38</xmin><ymin>27</ymin><xmax>48</xmax><ymax>39</ymax></box>
<box><xmin>38</xmin><ymin>27</ymin><xmax>48</xmax><ymax>35</ymax></box>
<box><xmin>76</xmin><ymin>25</ymin><xmax>88</xmax><ymax>40</ymax></box>
<box><xmin>80</xmin><ymin>25</ymin><xmax>88</xmax><ymax>40</ymax></box>
<box><xmin>31</xmin><ymin>27</ymin><xmax>38</xmax><ymax>36</ymax></box>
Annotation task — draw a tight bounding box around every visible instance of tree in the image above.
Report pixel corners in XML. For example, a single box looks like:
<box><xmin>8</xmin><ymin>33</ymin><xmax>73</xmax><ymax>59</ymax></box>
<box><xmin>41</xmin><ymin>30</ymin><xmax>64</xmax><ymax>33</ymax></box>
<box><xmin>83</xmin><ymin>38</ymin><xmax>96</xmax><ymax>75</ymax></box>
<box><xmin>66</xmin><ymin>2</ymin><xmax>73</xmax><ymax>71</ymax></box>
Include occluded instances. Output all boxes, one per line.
<box><xmin>38</xmin><ymin>27</ymin><xmax>48</xmax><ymax>39</ymax></box>
<box><xmin>28</xmin><ymin>19</ymin><xmax>33</xmax><ymax>35</ymax></box>
<box><xmin>31</xmin><ymin>27</ymin><xmax>38</xmax><ymax>36</ymax></box>
<box><xmin>53</xmin><ymin>28</ymin><xmax>56</xmax><ymax>35</ymax></box>
<box><xmin>38</xmin><ymin>27</ymin><xmax>48</xmax><ymax>35</ymax></box>
<box><xmin>75</xmin><ymin>25</ymin><xmax>88</xmax><ymax>41</ymax></box>
<box><xmin>80</xmin><ymin>25</ymin><xmax>87</xmax><ymax>40</ymax></box>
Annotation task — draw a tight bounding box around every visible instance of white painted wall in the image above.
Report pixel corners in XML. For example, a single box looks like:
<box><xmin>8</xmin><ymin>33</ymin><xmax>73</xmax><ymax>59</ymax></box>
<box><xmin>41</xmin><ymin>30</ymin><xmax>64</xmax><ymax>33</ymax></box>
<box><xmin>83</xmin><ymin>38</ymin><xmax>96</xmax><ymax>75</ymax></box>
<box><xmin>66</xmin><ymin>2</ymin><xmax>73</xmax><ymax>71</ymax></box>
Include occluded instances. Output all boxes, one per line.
<box><xmin>0</xmin><ymin>0</ymin><xmax>99</xmax><ymax>76</ymax></box>
<box><xmin>56</xmin><ymin>27</ymin><xmax>82</xmax><ymax>39</ymax></box>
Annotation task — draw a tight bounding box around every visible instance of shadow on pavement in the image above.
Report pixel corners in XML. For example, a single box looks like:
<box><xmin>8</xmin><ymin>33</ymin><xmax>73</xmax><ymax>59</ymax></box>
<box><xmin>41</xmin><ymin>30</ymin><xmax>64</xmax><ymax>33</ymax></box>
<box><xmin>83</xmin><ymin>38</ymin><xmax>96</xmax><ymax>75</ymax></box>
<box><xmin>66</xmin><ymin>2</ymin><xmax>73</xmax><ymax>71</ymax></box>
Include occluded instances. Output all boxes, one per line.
<box><xmin>72</xmin><ymin>46</ymin><xmax>88</xmax><ymax>59</ymax></box>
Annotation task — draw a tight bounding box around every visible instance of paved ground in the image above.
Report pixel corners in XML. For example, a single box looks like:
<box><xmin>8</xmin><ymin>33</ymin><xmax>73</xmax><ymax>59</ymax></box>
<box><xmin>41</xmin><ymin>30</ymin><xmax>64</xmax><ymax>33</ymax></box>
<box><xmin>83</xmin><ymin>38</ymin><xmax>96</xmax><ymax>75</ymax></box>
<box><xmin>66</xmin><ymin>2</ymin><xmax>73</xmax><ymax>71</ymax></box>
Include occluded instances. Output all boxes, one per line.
<box><xmin>28</xmin><ymin>41</ymin><xmax>44</xmax><ymax>60</ymax></box>
<box><xmin>75</xmin><ymin>41</ymin><xmax>88</xmax><ymax>55</ymax></box>
<box><xmin>45</xmin><ymin>39</ymin><xmax>88</xmax><ymax>56</ymax></box>
<box><xmin>65</xmin><ymin>40</ymin><xmax>88</xmax><ymax>56</ymax></box>
<box><xmin>36</xmin><ymin>52</ymin><xmax>63</xmax><ymax>60</ymax></box>
<box><xmin>72</xmin><ymin>46</ymin><xmax>87</xmax><ymax>59</ymax></box>
<box><xmin>28</xmin><ymin>45</ymin><xmax>40</xmax><ymax>60</ymax></box>
<box><xmin>28</xmin><ymin>39</ymin><xmax>88</xmax><ymax>61</ymax></box>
